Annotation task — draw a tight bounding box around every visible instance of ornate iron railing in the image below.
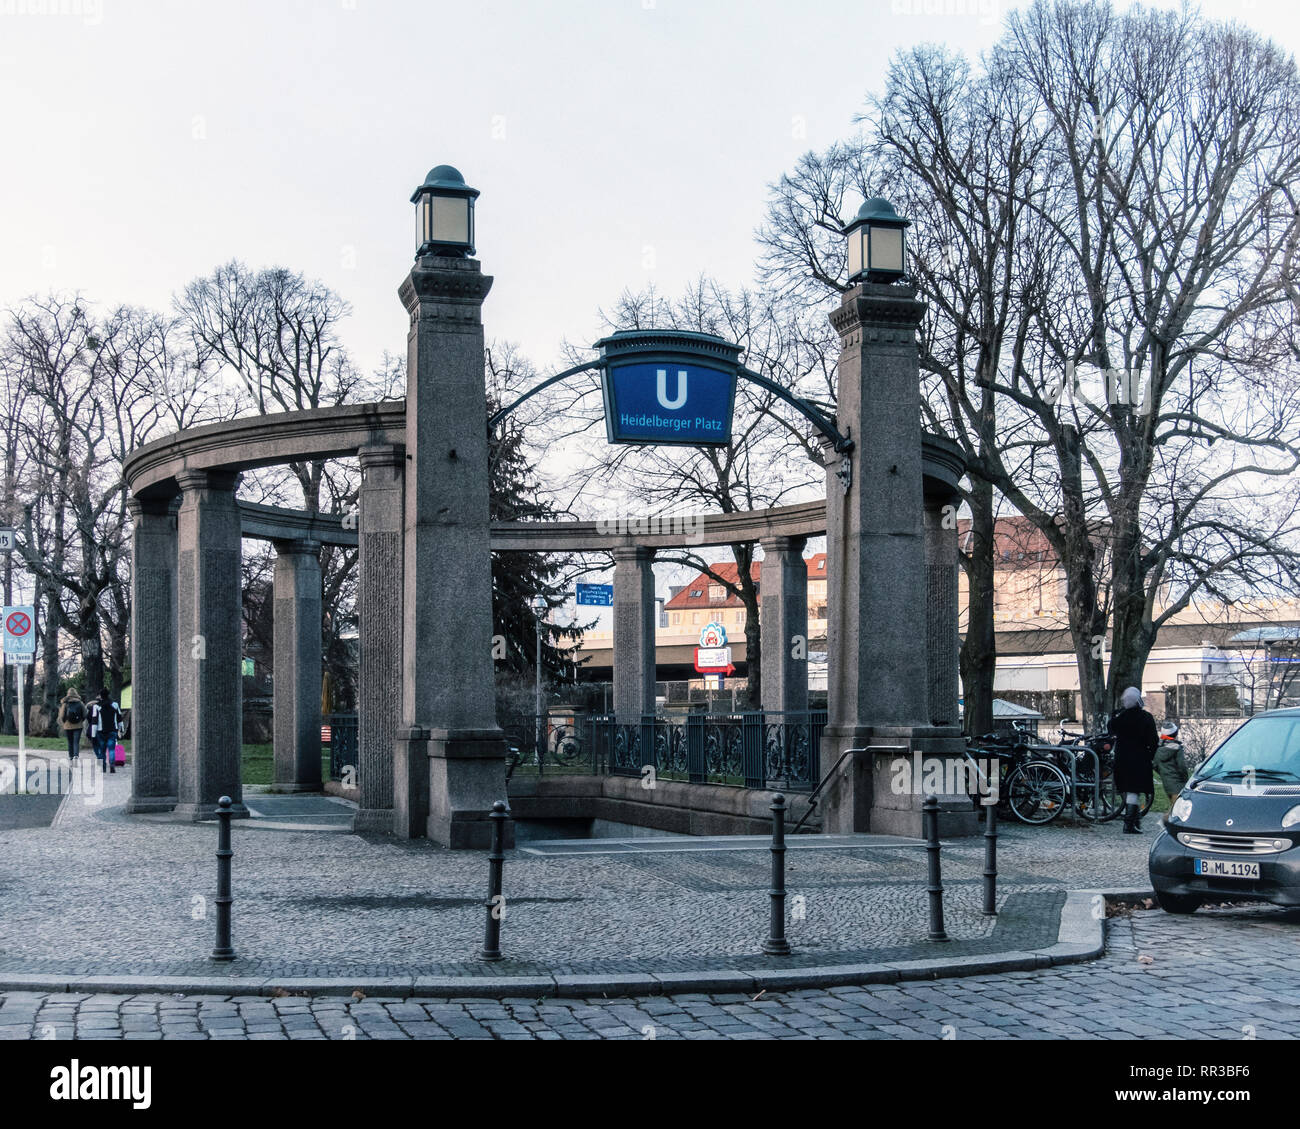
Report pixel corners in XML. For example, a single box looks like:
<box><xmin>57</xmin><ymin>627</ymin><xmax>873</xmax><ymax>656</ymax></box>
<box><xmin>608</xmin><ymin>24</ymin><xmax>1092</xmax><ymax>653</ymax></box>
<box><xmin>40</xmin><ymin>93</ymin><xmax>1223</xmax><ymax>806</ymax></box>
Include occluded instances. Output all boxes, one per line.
<box><xmin>596</xmin><ymin>710</ymin><xmax>825</xmax><ymax>791</ymax></box>
<box><xmin>323</xmin><ymin>713</ymin><xmax>358</xmax><ymax>782</ymax></box>
<box><xmin>325</xmin><ymin>710</ymin><xmax>826</xmax><ymax>791</ymax></box>
<box><xmin>500</xmin><ymin>714</ymin><xmax>600</xmax><ymax>776</ymax></box>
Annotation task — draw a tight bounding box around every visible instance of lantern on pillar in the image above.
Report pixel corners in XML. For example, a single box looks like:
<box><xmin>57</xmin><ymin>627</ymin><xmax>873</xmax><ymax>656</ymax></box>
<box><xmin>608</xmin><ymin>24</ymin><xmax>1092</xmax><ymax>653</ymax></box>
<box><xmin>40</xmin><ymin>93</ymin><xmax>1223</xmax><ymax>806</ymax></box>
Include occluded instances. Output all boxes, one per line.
<box><xmin>844</xmin><ymin>197</ymin><xmax>910</xmax><ymax>284</ymax></box>
<box><xmin>411</xmin><ymin>164</ymin><xmax>479</xmax><ymax>259</ymax></box>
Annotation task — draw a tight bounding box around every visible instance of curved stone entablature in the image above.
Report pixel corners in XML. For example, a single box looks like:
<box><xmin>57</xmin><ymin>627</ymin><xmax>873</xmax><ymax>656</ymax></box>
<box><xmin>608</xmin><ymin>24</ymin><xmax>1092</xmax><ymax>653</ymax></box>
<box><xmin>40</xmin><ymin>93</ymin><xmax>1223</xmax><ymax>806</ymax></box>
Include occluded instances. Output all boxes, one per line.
<box><xmin>123</xmin><ymin>401</ymin><xmax>406</xmax><ymax>501</ymax></box>
<box><xmin>920</xmin><ymin>433</ymin><xmax>965</xmax><ymax>502</ymax></box>
<box><xmin>126</xmin><ymin>401</ymin><xmax>965</xmax><ymax>547</ymax></box>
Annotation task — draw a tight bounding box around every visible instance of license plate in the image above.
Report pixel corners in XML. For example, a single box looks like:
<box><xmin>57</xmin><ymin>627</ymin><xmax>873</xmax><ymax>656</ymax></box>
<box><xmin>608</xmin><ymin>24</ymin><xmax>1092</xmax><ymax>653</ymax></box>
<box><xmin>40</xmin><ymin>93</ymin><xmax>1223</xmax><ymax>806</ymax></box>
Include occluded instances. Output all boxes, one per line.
<box><xmin>1194</xmin><ymin>858</ymin><xmax>1260</xmax><ymax>880</ymax></box>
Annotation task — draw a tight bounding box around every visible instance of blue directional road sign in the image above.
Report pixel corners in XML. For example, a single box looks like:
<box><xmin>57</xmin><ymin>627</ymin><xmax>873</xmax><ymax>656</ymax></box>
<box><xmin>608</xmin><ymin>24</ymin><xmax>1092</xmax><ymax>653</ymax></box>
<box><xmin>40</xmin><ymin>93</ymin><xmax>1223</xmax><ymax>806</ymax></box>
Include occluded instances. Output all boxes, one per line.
<box><xmin>596</xmin><ymin>330</ymin><xmax>742</xmax><ymax>448</ymax></box>
<box><xmin>576</xmin><ymin>583</ymin><xmax>614</xmax><ymax>607</ymax></box>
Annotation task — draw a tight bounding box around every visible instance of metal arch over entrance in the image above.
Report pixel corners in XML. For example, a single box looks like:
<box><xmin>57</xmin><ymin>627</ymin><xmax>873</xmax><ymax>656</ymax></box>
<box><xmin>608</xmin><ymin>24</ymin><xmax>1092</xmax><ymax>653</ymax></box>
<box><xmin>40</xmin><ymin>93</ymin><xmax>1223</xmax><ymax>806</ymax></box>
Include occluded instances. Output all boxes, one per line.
<box><xmin>486</xmin><ymin>329</ymin><xmax>854</xmax><ymax>483</ymax></box>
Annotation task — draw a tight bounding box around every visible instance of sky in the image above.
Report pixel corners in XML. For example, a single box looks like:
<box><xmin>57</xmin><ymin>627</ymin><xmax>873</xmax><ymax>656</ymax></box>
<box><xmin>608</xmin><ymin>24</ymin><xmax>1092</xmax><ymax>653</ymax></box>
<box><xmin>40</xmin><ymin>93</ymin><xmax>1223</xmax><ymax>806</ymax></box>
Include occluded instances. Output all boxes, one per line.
<box><xmin>3</xmin><ymin>0</ymin><xmax>1296</xmax><ymax>384</ymax></box>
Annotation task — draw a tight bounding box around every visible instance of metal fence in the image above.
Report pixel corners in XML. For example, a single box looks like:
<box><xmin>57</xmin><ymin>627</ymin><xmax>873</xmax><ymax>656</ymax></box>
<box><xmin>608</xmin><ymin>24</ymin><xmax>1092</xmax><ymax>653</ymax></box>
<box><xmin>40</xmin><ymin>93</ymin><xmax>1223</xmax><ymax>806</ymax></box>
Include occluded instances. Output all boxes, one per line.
<box><xmin>322</xmin><ymin>713</ymin><xmax>358</xmax><ymax>782</ymax></box>
<box><xmin>321</xmin><ymin>710</ymin><xmax>826</xmax><ymax>791</ymax></box>
<box><xmin>501</xmin><ymin>711</ymin><xmax>826</xmax><ymax>792</ymax></box>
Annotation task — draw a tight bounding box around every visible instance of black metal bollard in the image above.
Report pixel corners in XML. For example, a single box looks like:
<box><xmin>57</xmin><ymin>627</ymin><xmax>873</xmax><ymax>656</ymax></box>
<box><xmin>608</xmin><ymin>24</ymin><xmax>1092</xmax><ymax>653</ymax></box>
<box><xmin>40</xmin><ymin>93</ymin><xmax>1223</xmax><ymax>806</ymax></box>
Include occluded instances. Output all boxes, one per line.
<box><xmin>479</xmin><ymin>801</ymin><xmax>510</xmax><ymax>962</ymax></box>
<box><xmin>923</xmin><ymin>795</ymin><xmax>949</xmax><ymax>942</ymax></box>
<box><xmin>982</xmin><ymin>797</ymin><xmax>998</xmax><ymax>917</ymax></box>
<box><xmin>211</xmin><ymin>796</ymin><xmax>235</xmax><ymax>962</ymax></box>
<box><xmin>762</xmin><ymin>793</ymin><xmax>791</xmax><ymax>956</ymax></box>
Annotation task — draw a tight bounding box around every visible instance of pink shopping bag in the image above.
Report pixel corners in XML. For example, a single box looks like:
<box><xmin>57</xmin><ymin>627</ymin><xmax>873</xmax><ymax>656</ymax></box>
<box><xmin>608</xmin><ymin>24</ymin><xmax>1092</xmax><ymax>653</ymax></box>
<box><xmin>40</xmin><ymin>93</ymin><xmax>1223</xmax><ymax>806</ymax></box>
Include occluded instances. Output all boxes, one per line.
<box><xmin>114</xmin><ymin>742</ymin><xmax>125</xmax><ymax>766</ymax></box>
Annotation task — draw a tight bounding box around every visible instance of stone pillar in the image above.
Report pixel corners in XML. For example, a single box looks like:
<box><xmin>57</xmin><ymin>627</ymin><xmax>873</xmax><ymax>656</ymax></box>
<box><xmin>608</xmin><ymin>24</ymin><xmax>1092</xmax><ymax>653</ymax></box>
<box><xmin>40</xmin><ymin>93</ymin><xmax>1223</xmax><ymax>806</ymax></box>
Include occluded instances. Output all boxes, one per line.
<box><xmin>394</xmin><ymin>253</ymin><xmax>508</xmax><ymax>848</ymax></box>
<box><xmin>173</xmin><ymin>470</ymin><xmax>247</xmax><ymax>820</ymax></box>
<box><xmin>821</xmin><ymin>282</ymin><xmax>974</xmax><ymax>836</ymax></box>
<box><xmin>612</xmin><ymin>547</ymin><xmax>657</xmax><ymax>722</ymax></box>
<box><xmin>924</xmin><ymin>496</ymin><xmax>960</xmax><ymax>729</ymax></box>
<box><xmin>271</xmin><ymin>539</ymin><xmax>322</xmax><ymax>792</ymax></box>
<box><xmin>126</xmin><ymin>496</ymin><xmax>178</xmax><ymax>813</ymax></box>
<box><xmin>354</xmin><ymin>443</ymin><xmax>405</xmax><ymax>834</ymax></box>
<box><xmin>760</xmin><ymin>536</ymin><xmax>809</xmax><ymax>716</ymax></box>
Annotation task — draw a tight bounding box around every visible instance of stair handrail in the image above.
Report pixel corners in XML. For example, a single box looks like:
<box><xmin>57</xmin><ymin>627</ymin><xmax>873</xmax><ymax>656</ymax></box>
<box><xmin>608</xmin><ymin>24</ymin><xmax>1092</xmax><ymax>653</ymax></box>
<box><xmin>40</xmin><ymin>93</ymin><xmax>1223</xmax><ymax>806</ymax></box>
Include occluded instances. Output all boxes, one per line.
<box><xmin>789</xmin><ymin>744</ymin><xmax>908</xmax><ymax>835</ymax></box>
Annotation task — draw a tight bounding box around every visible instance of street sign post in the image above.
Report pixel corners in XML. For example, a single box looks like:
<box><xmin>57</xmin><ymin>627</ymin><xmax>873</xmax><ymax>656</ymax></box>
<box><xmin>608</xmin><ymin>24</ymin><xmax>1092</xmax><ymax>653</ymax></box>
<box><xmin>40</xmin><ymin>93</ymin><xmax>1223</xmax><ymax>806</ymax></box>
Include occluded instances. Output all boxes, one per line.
<box><xmin>2</xmin><ymin>604</ymin><xmax>34</xmax><ymax>787</ymax></box>
<box><xmin>575</xmin><ymin>583</ymin><xmax>614</xmax><ymax>607</ymax></box>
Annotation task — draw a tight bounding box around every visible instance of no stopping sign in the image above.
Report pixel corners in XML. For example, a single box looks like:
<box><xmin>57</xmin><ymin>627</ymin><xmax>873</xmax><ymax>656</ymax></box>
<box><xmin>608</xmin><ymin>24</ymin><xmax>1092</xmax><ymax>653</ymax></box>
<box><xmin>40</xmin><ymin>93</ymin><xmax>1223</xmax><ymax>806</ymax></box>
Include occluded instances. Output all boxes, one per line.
<box><xmin>3</xmin><ymin>606</ymin><xmax>35</xmax><ymax>654</ymax></box>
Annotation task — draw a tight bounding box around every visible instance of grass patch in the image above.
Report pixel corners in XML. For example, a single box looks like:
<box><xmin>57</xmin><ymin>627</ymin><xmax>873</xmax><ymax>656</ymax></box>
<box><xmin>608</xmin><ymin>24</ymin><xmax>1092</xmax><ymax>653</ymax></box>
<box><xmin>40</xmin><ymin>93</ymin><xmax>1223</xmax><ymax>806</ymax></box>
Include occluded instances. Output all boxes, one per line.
<box><xmin>0</xmin><ymin>735</ymin><xmax>89</xmax><ymax>751</ymax></box>
<box><xmin>242</xmin><ymin>744</ymin><xmax>332</xmax><ymax>787</ymax></box>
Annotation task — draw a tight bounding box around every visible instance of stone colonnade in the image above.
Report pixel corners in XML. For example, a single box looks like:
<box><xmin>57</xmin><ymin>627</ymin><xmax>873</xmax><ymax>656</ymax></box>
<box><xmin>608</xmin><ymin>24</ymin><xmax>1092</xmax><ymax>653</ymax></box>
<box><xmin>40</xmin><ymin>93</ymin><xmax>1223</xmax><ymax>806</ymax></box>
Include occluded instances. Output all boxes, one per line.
<box><xmin>124</xmin><ymin>253</ymin><xmax>967</xmax><ymax>841</ymax></box>
<box><xmin>126</xmin><ymin>477</ymin><xmax>961</xmax><ymax>832</ymax></box>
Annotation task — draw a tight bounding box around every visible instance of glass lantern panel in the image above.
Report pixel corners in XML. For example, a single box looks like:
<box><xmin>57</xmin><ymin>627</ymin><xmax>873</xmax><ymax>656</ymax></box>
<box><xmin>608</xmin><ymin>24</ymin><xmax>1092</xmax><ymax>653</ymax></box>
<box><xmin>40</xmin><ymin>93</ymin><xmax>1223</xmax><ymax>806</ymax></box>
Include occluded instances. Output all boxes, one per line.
<box><xmin>847</xmin><ymin>229</ymin><xmax>863</xmax><ymax>279</ymax></box>
<box><xmin>432</xmin><ymin>195</ymin><xmax>469</xmax><ymax>245</ymax></box>
<box><xmin>416</xmin><ymin>197</ymin><xmax>430</xmax><ymax>247</ymax></box>
<box><xmin>869</xmin><ymin>226</ymin><xmax>904</xmax><ymax>274</ymax></box>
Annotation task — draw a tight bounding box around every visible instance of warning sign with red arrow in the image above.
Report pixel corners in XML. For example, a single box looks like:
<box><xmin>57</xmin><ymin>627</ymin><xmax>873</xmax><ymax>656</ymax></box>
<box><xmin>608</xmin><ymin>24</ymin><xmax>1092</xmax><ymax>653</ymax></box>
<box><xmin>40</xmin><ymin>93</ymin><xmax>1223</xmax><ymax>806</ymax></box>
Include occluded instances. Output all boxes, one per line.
<box><xmin>695</xmin><ymin>646</ymin><xmax>734</xmax><ymax>675</ymax></box>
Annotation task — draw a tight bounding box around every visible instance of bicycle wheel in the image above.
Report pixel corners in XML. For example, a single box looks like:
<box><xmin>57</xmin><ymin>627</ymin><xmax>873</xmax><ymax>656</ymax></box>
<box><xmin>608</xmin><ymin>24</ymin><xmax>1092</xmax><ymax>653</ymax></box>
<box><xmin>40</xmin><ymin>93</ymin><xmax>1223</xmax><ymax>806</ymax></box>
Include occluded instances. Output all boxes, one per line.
<box><xmin>1075</xmin><ymin>752</ymin><xmax>1124</xmax><ymax>823</ymax></box>
<box><xmin>1006</xmin><ymin>761</ymin><xmax>1069</xmax><ymax>825</ymax></box>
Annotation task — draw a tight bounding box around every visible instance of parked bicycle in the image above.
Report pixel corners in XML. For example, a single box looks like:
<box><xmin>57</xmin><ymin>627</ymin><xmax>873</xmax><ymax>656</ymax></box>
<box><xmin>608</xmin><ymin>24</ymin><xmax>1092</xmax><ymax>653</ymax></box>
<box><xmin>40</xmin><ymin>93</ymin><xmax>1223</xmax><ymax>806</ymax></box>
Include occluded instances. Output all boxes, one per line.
<box><xmin>966</xmin><ymin>726</ymin><xmax>1069</xmax><ymax>825</ymax></box>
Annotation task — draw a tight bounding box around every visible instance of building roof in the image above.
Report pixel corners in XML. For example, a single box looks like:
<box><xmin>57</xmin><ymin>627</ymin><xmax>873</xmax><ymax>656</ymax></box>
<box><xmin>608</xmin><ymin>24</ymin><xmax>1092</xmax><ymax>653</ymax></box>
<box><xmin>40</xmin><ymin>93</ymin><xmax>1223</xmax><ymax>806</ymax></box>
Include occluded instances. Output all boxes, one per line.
<box><xmin>956</xmin><ymin>514</ymin><xmax>1110</xmax><ymax>571</ymax></box>
<box><xmin>665</xmin><ymin>554</ymin><xmax>828</xmax><ymax>610</ymax></box>
<box><xmin>992</xmin><ymin>698</ymin><xmax>1045</xmax><ymax>720</ymax></box>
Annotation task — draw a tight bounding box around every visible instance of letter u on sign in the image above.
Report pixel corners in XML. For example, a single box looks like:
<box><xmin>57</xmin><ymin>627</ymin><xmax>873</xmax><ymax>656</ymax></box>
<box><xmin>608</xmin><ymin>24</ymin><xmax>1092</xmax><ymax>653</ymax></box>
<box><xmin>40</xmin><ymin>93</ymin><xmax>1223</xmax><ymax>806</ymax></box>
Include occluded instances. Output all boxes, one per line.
<box><xmin>656</xmin><ymin>369</ymin><xmax>688</xmax><ymax>410</ymax></box>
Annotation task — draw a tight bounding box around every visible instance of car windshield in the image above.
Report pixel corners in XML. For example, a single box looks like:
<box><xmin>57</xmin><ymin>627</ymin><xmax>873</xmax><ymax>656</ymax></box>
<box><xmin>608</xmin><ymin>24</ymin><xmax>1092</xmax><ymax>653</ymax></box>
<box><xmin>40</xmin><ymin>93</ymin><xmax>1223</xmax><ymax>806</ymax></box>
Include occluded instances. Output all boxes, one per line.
<box><xmin>1198</xmin><ymin>716</ymin><xmax>1300</xmax><ymax>780</ymax></box>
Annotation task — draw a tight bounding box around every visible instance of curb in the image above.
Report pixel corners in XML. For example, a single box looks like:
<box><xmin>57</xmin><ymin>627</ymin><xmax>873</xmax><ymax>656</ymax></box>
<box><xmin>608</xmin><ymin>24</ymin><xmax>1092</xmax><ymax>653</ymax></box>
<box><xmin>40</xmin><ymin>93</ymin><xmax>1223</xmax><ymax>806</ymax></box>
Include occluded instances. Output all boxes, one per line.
<box><xmin>0</xmin><ymin>888</ymin><xmax>1127</xmax><ymax>1000</ymax></box>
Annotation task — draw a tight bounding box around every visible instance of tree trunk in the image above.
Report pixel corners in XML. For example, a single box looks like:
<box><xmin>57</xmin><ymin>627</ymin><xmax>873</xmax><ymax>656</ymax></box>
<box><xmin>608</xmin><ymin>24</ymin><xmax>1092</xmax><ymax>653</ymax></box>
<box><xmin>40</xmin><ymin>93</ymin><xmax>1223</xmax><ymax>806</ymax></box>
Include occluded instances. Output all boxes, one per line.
<box><xmin>1057</xmin><ymin>425</ymin><xmax>1110</xmax><ymax>730</ymax></box>
<box><xmin>960</xmin><ymin>477</ymin><xmax>997</xmax><ymax>737</ymax></box>
<box><xmin>733</xmin><ymin>542</ymin><xmax>761</xmax><ymax>712</ymax></box>
<box><xmin>39</xmin><ymin>576</ymin><xmax>61</xmax><ymax>735</ymax></box>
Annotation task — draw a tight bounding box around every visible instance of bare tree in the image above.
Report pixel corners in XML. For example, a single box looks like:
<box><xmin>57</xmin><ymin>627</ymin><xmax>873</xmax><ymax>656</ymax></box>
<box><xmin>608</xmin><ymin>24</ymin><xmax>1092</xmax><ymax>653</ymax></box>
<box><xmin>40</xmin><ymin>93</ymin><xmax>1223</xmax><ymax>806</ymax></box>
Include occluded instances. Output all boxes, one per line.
<box><xmin>758</xmin><ymin>1</ymin><xmax>1300</xmax><ymax>730</ymax></box>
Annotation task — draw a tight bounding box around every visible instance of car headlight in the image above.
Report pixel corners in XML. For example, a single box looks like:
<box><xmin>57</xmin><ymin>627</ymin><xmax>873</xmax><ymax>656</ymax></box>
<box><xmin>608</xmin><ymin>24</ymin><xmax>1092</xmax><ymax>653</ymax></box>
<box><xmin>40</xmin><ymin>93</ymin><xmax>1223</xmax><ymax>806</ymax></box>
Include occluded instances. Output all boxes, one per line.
<box><xmin>1170</xmin><ymin>796</ymin><xmax>1194</xmax><ymax>823</ymax></box>
<box><xmin>1282</xmin><ymin>804</ymin><xmax>1300</xmax><ymax>830</ymax></box>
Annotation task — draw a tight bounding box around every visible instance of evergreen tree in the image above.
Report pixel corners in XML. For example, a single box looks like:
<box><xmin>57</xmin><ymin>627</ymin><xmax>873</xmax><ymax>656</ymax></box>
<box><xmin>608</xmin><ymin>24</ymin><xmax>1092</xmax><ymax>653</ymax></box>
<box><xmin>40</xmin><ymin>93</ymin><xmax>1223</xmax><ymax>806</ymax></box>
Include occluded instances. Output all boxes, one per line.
<box><xmin>488</xmin><ymin>397</ymin><xmax>589</xmax><ymax>694</ymax></box>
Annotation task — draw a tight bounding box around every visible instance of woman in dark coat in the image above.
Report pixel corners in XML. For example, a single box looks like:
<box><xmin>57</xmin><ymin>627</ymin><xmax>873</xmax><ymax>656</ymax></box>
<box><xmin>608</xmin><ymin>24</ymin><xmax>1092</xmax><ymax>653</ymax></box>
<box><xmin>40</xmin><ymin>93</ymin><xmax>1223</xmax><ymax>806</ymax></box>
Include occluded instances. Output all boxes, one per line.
<box><xmin>1110</xmin><ymin>686</ymin><xmax>1159</xmax><ymax>834</ymax></box>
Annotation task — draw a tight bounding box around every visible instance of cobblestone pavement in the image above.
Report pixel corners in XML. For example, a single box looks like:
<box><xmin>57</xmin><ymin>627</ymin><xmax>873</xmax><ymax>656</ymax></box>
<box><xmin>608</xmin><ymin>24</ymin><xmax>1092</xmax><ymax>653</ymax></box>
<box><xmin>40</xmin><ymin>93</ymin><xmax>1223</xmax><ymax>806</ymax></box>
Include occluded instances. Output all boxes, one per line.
<box><xmin>1</xmin><ymin>904</ymin><xmax>1296</xmax><ymax>1039</ymax></box>
<box><xmin>0</xmin><ymin>761</ymin><xmax>1153</xmax><ymax>979</ymax></box>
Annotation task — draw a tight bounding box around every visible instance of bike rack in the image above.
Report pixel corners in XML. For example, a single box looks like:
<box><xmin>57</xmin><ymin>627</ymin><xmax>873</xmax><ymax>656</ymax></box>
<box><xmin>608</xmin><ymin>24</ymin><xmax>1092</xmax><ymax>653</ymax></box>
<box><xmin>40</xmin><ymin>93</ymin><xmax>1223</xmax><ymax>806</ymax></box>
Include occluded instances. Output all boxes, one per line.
<box><xmin>1061</xmin><ymin>742</ymin><xmax>1103</xmax><ymax>817</ymax></box>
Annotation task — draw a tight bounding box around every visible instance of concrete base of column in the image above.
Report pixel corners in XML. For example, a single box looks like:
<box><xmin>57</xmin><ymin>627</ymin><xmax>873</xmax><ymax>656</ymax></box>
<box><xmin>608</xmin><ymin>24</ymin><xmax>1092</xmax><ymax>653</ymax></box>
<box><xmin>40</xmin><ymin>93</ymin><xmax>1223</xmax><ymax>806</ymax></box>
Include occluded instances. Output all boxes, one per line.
<box><xmin>426</xmin><ymin>728</ymin><xmax>513</xmax><ymax>850</ymax></box>
<box><xmin>126</xmin><ymin>795</ymin><xmax>177</xmax><ymax>814</ymax></box>
<box><xmin>819</xmin><ymin>725</ymin><xmax>875</xmax><ymax>835</ymax></box>
<box><xmin>392</xmin><ymin>727</ymin><xmax>430</xmax><ymax>839</ymax></box>
<box><xmin>867</xmin><ymin>733</ymin><xmax>980</xmax><ymax>838</ymax></box>
<box><xmin>171</xmin><ymin>800</ymin><xmax>251</xmax><ymax>822</ymax></box>
<box><xmin>820</xmin><ymin>725</ymin><xmax>979</xmax><ymax>837</ymax></box>
<box><xmin>352</xmin><ymin>808</ymin><xmax>394</xmax><ymax>834</ymax></box>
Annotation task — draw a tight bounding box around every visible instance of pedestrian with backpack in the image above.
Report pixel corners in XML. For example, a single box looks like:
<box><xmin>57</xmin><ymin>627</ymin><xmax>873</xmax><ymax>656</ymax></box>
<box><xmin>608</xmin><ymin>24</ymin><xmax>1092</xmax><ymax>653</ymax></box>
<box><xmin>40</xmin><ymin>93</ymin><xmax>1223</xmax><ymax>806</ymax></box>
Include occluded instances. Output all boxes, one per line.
<box><xmin>58</xmin><ymin>688</ymin><xmax>87</xmax><ymax>761</ymax></box>
<box><xmin>87</xmin><ymin>689</ymin><xmax>122</xmax><ymax>773</ymax></box>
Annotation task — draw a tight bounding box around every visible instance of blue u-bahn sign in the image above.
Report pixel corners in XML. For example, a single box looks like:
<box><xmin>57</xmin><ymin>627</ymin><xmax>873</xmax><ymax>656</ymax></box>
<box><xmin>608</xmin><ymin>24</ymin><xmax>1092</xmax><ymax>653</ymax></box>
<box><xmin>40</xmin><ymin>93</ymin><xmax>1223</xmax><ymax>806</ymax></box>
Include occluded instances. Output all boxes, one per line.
<box><xmin>596</xmin><ymin>330</ymin><xmax>742</xmax><ymax>447</ymax></box>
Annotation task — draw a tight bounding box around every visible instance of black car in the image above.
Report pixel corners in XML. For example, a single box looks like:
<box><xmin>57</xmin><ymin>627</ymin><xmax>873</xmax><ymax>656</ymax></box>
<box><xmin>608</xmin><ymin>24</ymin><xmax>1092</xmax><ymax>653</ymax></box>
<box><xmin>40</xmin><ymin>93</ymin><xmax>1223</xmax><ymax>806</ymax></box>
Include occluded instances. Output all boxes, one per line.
<box><xmin>1149</xmin><ymin>708</ymin><xmax>1300</xmax><ymax>913</ymax></box>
